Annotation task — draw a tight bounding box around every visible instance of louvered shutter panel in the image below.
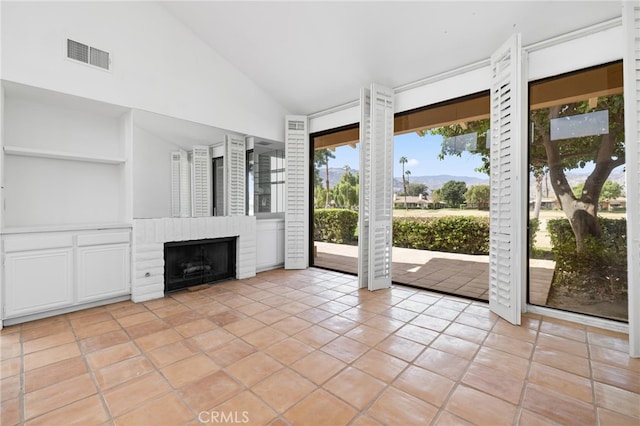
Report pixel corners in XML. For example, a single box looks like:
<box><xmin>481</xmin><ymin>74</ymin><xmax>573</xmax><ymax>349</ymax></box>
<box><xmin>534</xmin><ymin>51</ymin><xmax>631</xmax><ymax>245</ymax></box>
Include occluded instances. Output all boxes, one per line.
<box><xmin>179</xmin><ymin>150</ymin><xmax>191</xmax><ymax>217</ymax></box>
<box><xmin>368</xmin><ymin>84</ymin><xmax>394</xmax><ymax>291</ymax></box>
<box><xmin>284</xmin><ymin>116</ymin><xmax>309</xmax><ymax>270</ymax></box>
<box><xmin>225</xmin><ymin>134</ymin><xmax>246</xmax><ymax>216</ymax></box>
<box><xmin>170</xmin><ymin>152</ymin><xmax>182</xmax><ymax>217</ymax></box>
<box><xmin>170</xmin><ymin>150</ymin><xmax>191</xmax><ymax>217</ymax></box>
<box><xmin>488</xmin><ymin>34</ymin><xmax>526</xmax><ymax>325</ymax></box>
<box><xmin>358</xmin><ymin>88</ymin><xmax>371</xmax><ymax>288</ymax></box>
<box><xmin>623</xmin><ymin>2</ymin><xmax>640</xmax><ymax>357</ymax></box>
<box><xmin>191</xmin><ymin>146</ymin><xmax>212</xmax><ymax>217</ymax></box>
<box><xmin>213</xmin><ymin>157</ymin><xmax>225</xmax><ymax>216</ymax></box>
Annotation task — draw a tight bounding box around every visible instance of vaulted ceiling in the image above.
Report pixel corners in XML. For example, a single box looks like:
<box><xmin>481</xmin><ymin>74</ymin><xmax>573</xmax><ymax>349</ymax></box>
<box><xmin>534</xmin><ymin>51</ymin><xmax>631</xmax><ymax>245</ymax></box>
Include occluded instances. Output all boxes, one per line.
<box><xmin>162</xmin><ymin>1</ymin><xmax>622</xmax><ymax>116</ymax></box>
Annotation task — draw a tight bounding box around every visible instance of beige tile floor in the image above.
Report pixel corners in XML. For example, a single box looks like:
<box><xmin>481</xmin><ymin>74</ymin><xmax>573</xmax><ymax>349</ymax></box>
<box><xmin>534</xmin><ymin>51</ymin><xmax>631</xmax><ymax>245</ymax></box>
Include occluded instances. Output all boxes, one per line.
<box><xmin>1</xmin><ymin>268</ymin><xmax>638</xmax><ymax>425</ymax></box>
<box><xmin>314</xmin><ymin>242</ymin><xmax>555</xmax><ymax>304</ymax></box>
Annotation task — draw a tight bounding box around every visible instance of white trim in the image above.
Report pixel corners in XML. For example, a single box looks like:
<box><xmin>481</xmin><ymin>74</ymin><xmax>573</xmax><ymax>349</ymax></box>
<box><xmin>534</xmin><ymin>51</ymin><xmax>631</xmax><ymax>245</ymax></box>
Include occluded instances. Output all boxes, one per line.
<box><xmin>527</xmin><ymin>305</ymin><xmax>629</xmax><ymax>335</ymax></box>
<box><xmin>308</xmin><ymin>100</ymin><xmax>359</xmax><ymax>120</ymax></box>
<box><xmin>524</xmin><ymin>17</ymin><xmax>621</xmax><ymax>53</ymax></box>
<box><xmin>3</xmin><ymin>146</ymin><xmax>125</xmax><ymax>164</ymax></box>
<box><xmin>394</xmin><ymin>59</ymin><xmax>490</xmax><ymax>94</ymax></box>
<box><xmin>623</xmin><ymin>1</ymin><xmax>640</xmax><ymax>357</ymax></box>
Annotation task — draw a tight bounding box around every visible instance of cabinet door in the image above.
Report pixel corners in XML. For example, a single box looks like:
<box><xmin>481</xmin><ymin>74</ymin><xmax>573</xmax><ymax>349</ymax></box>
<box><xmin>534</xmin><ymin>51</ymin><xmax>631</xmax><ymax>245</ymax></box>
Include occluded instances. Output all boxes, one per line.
<box><xmin>4</xmin><ymin>248</ymin><xmax>74</xmax><ymax>318</ymax></box>
<box><xmin>77</xmin><ymin>244</ymin><xmax>130</xmax><ymax>303</ymax></box>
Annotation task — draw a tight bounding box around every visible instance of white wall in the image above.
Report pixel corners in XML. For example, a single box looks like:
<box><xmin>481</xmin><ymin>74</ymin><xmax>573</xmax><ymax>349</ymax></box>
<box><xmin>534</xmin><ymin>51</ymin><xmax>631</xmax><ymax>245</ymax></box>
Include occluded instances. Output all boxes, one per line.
<box><xmin>3</xmin><ymin>90</ymin><xmax>127</xmax><ymax>228</ymax></box>
<box><xmin>132</xmin><ymin>126</ymin><xmax>176</xmax><ymax>219</ymax></box>
<box><xmin>0</xmin><ymin>1</ymin><xmax>289</xmax><ymax>142</ymax></box>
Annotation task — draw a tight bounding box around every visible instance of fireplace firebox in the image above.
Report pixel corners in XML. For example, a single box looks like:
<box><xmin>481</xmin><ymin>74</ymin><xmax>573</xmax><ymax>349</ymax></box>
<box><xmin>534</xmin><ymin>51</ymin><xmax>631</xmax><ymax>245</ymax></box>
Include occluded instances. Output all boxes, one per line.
<box><xmin>164</xmin><ymin>237</ymin><xmax>236</xmax><ymax>293</ymax></box>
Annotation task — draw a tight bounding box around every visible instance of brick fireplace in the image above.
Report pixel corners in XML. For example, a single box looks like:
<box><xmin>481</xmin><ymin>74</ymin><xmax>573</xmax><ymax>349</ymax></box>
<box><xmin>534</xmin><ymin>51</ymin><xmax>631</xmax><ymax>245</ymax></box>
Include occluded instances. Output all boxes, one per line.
<box><xmin>131</xmin><ymin>216</ymin><xmax>256</xmax><ymax>302</ymax></box>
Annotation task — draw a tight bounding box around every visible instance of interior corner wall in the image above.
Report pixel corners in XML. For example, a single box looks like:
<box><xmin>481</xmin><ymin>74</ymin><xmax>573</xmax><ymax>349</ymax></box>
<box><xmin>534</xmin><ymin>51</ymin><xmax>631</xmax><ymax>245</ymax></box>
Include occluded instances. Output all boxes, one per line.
<box><xmin>0</xmin><ymin>1</ymin><xmax>289</xmax><ymax>142</ymax></box>
<box><xmin>132</xmin><ymin>126</ymin><xmax>179</xmax><ymax>220</ymax></box>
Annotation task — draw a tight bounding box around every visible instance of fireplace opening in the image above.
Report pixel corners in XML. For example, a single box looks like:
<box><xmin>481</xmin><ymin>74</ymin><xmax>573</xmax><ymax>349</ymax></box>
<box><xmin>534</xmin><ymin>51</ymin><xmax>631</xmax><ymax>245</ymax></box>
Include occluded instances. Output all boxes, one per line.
<box><xmin>164</xmin><ymin>237</ymin><xmax>236</xmax><ymax>293</ymax></box>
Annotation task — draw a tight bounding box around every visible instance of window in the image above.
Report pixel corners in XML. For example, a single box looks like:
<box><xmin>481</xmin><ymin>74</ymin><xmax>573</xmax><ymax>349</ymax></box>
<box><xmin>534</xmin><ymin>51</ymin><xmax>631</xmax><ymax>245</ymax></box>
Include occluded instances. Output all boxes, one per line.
<box><xmin>246</xmin><ymin>142</ymin><xmax>286</xmax><ymax>216</ymax></box>
<box><xmin>528</xmin><ymin>61</ymin><xmax>626</xmax><ymax>321</ymax></box>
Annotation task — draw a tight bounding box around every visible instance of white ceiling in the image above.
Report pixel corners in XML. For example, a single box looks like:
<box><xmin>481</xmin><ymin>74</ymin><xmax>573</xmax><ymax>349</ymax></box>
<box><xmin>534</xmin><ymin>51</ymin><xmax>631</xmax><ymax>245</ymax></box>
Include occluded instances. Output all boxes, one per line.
<box><xmin>162</xmin><ymin>1</ymin><xmax>622</xmax><ymax>116</ymax></box>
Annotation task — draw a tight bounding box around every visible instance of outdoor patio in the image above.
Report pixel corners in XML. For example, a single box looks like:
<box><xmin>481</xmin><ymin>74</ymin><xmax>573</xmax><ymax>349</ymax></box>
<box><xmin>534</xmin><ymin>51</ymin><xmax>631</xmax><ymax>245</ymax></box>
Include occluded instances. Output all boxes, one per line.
<box><xmin>313</xmin><ymin>242</ymin><xmax>555</xmax><ymax>305</ymax></box>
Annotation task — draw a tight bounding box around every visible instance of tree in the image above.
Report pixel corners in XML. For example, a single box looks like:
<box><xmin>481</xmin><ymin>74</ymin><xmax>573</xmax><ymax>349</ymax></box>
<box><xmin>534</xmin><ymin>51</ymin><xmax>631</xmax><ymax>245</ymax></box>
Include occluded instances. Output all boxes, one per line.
<box><xmin>399</xmin><ymin>156</ymin><xmax>408</xmax><ymax>210</ymax></box>
<box><xmin>314</xmin><ymin>149</ymin><xmax>335</xmax><ymax>208</ymax></box>
<box><xmin>428</xmin><ymin>93</ymin><xmax>625</xmax><ymax>253</ymax></box>
<box><xmin>532</xmin><ymin>95</ymin><xmax>625</xmax><ymax>252</ymax></box>
<box><xmin>407</xmin><ymin>183</ymin><xmax>428</xmax><ymax>197</ymax></box>
<box><xmin>600</xmin><ymin>180</ymin><xmax>623</xmax><ymax>200</ymax></box>
<box><xmin>573</xmin><ymin>180</ymin><xmax>623</xmax><ymax>201</ymax></box>
<box><xmin>465</xmin><ymin>184</ymin><xmax>490</xmax><ymax>210</ymax></box>
<box><xmin>431</xmin><ymin>188</ymin><xmax>442</xmax><ymax>206</ymax></box>
<box><xmin>331</xmin><ymin>167</ymin><xmax>358</xmax><ymax>208</ymax></box>
<box><xmin>440</xmin><ymin>180</ymin><xmax>467</xmax><ymax>208</ymax></box>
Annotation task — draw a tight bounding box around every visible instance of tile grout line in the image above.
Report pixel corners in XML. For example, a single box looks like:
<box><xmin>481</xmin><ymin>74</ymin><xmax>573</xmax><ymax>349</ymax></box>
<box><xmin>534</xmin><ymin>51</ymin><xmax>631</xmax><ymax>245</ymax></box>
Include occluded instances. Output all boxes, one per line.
<box><xmin>429</xmin><ymin>302</ymin><xmax>497</xmax><ymax>426</ymax></box>
<box><xmin>512</xmin><ymin>313</ymin><xmax>543</xmax><ymax>426</ymax></box>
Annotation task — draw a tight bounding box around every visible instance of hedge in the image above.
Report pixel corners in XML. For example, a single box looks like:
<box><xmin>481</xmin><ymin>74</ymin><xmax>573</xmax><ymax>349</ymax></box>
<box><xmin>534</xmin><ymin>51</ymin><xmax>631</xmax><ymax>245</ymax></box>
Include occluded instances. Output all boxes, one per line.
<box><xmin>313</xmin><ymin>209</ymin><xmax>358</xmax><ymax>244</ymax></box>
<box><xmin>547</xmin><ymin>217</ymin><xmax>627</xmax><ymax>299</ymax></box>
<box><xmin>393</xmin><ymin>216</ymin><xmax>490</xmax><ymax>255</ymax></box>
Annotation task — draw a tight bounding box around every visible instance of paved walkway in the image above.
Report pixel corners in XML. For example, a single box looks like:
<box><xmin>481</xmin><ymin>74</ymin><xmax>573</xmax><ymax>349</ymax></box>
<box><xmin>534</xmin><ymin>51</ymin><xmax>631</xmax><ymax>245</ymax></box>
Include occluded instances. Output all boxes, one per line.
<box><xmin>313</xmin><ymin>242</ymin><xmax>555</xmax><ymax>305</ymax></box>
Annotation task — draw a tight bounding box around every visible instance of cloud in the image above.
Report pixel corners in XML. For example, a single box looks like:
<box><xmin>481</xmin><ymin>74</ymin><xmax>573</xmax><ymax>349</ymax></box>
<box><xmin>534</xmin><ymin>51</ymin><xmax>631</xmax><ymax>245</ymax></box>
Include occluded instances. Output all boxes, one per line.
<box><xmin>407</xmin><ymin>159</ymin><xmax>419</xmax><ymax>167</ymax></box>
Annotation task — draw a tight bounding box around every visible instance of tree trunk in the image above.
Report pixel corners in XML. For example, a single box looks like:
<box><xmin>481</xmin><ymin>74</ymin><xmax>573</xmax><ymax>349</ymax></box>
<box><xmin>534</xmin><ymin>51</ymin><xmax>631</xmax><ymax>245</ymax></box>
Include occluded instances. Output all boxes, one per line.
<box><xmin>537</xmin><ymin>105</ymin><xmax>620</xmax><ymax>252</ymax></box>
<box><xmin>533</xmin><ymin>172</ymin><xmax>543</xmax><ymax>220</ymax></box>
<box><xmin>325</xmin><ymin>160</ymin><xmax>330</xmax><ymax>208</ymax></box>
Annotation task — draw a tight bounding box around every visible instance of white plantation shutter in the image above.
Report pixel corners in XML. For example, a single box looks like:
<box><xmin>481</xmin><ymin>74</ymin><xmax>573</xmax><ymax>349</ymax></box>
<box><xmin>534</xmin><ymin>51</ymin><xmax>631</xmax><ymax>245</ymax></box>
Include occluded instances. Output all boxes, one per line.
<box><xmin>623</xmin><ymin>2</ymin><xmax>640</xmax><ymax>357</ymax></box>
<box><xmin>358</xmin><ymin>88</ymin><xmax>371</xmax><ymax>288</ymax></box>
<box><xmin>170</xmin><ymin>152</ymin><xmax>182</xmax><ymax>217</ymax></box>
<box><xmin>284</xmin><ymin>116</ymin><xmax>309</xmax><ymax>270</ymax></box>
<box><xmin>191</xmin><ymin>146</ymin><xmax>212</xmax><ymax>217</ymax></box>
<box><xmin>488</xmin><ymin>34</ymin><xmax>526</xmax><ymax>325</ymax></box>
<box><xmin>225</xmin><ymin>134</ymin><xmax>246</xmax><ymax>216</ymax></box>
<box><xmin>367</xmin><ymin>84</ymin><xmax>394</xmax><ymax>291</ymax></box>
<box><xmin>170</xmin><ymin>150</ymin><xmax>191</xmax><ymax>218</ymax></box>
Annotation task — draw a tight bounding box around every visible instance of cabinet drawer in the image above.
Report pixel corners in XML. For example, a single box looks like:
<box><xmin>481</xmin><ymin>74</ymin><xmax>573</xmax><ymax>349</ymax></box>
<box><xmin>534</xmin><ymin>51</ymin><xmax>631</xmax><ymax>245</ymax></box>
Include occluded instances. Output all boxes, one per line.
<box><xmin>77</xmin><ymin>232</ymin><xmax>130</xmax><ymax>247</ymax></box>
<box><xmin>4</xmin><ymin>235</ymin><xmax>73</xmax><ymax>252</ymax></box>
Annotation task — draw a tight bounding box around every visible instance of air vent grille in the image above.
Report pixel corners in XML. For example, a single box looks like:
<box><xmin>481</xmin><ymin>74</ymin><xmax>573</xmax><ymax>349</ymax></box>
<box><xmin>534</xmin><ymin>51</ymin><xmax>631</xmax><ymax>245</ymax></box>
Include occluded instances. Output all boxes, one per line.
<box><xmin>67</xmin><ymin>39</ymin><xmax>89</xmax><ymax>63</ymax></box>
<box><xmin>67</xmin><ymin>38</ymin><xmax>110</xmax><ymax>70</ymax></box>
<box><xmin>288</xmin><ymin>121</ymin><xmax>305</xmax><ymax>131</ymax></box>
<box><xmin>90</xmin><ymin>47</ymin><xmax>110</xmax><ymax>70</ymax></box>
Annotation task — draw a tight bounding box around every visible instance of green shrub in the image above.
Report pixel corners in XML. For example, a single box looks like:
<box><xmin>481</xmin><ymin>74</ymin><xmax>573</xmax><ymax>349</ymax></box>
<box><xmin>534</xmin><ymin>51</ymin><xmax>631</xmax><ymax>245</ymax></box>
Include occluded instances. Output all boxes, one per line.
<box><xmin>547</xmin><ymin>217</ymin><xmax>627</xmax><ymax>300</ymax></box>
<box><xmin>313</xmin><ymin>209</ymin><xmax>358</xmax><ymax>244</ymax></box>
<box><xmin>393</xmin><ymin>216</ymin><xmax>490</xmax><ymax>255</ymax></box>
<box><xmin>529</xmin><ymin>218</ymin><xmax>540</xmax><ymax>250</ymax></box>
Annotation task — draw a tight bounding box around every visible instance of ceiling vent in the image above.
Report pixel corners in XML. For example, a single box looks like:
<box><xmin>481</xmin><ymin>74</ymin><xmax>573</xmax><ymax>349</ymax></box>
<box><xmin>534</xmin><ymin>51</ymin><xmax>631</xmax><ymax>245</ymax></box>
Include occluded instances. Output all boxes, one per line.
<box><xmin>67</xmin><ymin>39</ymin><xmax>111</xmax><ymax>71</ymax></box>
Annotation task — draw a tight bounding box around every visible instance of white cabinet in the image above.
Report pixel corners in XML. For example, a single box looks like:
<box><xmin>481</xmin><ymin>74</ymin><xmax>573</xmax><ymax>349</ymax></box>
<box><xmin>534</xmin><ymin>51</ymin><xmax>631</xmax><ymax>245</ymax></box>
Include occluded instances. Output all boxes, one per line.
<box><xmin>77</xmin><ymin>232</ymin><xmax>130</xmax><ymax>303</ymax></box>
<box><xmin>4</xmin><ymin>247</ymin><xmax>74</xmax><ymax>318</ymax></box>
<box><xmin>256</xmin><ymin>218</ymin><xmax>285</xmax><ymax>272</ymax></box>
<box><xmin>2</xmin><ymin>229</ymin><xmax>131</xmax><ymax>321</ymax></box>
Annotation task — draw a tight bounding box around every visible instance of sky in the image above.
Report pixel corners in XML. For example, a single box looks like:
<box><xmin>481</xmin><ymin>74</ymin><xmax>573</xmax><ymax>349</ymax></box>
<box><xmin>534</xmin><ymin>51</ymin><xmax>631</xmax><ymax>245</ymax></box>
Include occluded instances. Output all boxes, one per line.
<box><xmin>330</xmin><ymin>131</ymin><xmax>488</xmax><ymax>179</ymax></box>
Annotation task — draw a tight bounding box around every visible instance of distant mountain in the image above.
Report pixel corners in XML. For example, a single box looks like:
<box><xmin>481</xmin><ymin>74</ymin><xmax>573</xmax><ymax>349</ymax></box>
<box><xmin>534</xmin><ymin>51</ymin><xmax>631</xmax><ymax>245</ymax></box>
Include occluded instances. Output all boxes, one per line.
<box><xmin>315</xmin><ymin>167</ymin><xmax>489</xmax><ymax>192</ymax></box>
<box><xmin>393</xmin><ymin>175</ymin><xmax>489</xmax><ymax>193</ymax></box>
<box><xmin>315</xmin><ymin>167</ymin><xmax>356</xmax><ymax>188</ymax></box>
<box><xmin>528</xmin><ymin>168</ymin><xmax>626</xmax><ymax>197</ymax></box>
<box><xmin>316</xmin><ymin>167</ymin><xmax>627</xmax><ymax>197</ymax></box>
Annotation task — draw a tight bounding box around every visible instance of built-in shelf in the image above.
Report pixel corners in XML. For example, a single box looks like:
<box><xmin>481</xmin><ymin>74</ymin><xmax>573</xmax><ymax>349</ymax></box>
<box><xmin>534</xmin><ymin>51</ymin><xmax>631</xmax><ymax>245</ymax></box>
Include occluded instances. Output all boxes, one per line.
<box><xmin>2</xmin><ymin>223</ymin><xmax>132</xmax><ymax>235</ymax></box>
<box><xmin>3</xmin><ymin>146</ymin><xmax>126</xmax><ymax>164</ymax></box>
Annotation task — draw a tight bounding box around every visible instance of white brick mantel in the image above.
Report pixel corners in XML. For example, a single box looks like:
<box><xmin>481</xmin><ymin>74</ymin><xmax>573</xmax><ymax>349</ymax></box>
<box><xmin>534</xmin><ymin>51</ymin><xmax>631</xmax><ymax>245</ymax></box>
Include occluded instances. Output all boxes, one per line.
<box><xmin>131</xmin><ymin>216</ymin><xmax>257</xmax><ymax>302</ymax></box>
